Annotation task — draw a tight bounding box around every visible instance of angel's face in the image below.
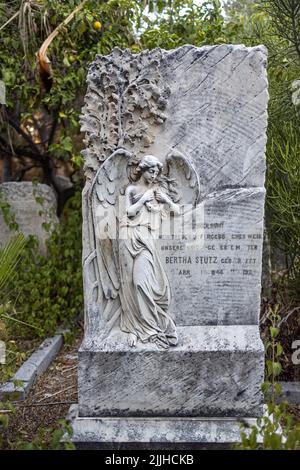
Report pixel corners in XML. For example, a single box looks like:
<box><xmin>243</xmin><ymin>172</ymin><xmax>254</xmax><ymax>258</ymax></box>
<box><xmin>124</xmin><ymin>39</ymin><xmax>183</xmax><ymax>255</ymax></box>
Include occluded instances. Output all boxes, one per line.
<box><xmin>142</xmin><ymin>165</ymin><xmax>160</xmax><ymax>184</ymax></box>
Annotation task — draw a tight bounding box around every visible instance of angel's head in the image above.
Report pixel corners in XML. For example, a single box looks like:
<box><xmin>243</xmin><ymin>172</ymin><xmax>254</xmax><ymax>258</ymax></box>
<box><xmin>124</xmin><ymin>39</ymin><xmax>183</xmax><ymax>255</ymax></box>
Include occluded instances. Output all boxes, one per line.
<box><xmin>137</xmin><ymin>155</ymin><xmax>163</xmax><ymax>185</ymax></box>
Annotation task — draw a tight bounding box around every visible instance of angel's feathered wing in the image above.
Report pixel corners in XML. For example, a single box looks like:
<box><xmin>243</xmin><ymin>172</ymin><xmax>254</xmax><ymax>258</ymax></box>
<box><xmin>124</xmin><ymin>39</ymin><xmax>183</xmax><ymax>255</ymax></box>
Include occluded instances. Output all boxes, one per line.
<box><xmin>84</xmin><ymin>149</ymin><xmax>132</xmax><ymax>330</ymax></box>
<box><xmin>164</xmin><ymin>150</ymin><xmax>200</xmax><ymax>206</ymax></box>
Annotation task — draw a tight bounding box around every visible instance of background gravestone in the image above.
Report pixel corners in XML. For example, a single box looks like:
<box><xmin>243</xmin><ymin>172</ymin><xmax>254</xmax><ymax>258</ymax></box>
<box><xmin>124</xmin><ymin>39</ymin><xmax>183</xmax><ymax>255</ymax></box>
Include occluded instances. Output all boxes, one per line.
<box><xmin>70</xmin><ymin>44</ymin><xmax>269</xmax><ymax>447</ymax></box>
<box><xmin>0</xmin><ymin>182</ymin><xmax>58</xmax><ymax>255</ymax></box>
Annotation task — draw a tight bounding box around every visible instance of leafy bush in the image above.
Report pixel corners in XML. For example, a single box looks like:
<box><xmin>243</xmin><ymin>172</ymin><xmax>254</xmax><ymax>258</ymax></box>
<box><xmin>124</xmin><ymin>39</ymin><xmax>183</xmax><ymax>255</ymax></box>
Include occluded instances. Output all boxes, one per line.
<box><xmin>15</xmin><ymin>419</ymin><xmax>75</xmax><ymax>450</ymax></box>
<box><xmin>236</xmin><ymin>402</ymin><xmax>300</xmax><ymax>450</ymax></box>
<box><xmin>236</xmin><ymin>305</ymin><xmax>300</xmax><ymax>450</ymax></box>
<box><xmin>6</xmin><ymin>190</ymin><xmax>83</xmax><ymax>338</ymax></box>
<box><xmin>266</xmin><ymin>124</ymin><xmax>300</xmax><ymax>298</ymax></box>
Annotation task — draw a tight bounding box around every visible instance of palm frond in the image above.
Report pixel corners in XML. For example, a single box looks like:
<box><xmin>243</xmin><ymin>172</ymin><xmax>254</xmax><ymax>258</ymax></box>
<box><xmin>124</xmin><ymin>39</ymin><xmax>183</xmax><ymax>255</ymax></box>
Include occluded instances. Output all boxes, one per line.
<box><xmin>0</xmin><ymin>234</ymin><xmax>26</xmax><ymax>294</ymax></box>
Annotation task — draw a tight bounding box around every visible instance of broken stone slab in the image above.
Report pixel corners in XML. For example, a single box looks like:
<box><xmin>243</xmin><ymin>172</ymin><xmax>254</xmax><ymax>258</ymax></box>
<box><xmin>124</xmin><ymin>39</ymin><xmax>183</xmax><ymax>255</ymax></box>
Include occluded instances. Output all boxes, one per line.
<box><xmin>0</xmin><ymin>182</ymin><xmax>58</xmax><ymax>255</ymax></box>
<box><xmin>0</xmin><ymin>334</ymin><xmax>63</xmax><ymax>401</ymax></box>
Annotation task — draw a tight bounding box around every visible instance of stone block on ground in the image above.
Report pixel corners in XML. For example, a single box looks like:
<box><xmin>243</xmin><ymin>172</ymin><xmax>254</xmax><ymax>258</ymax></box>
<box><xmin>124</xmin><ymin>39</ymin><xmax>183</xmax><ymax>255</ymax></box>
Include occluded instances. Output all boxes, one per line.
<box><xmin>0</xmin><ymin>182</ymin><xmax>58</xmax><ymax>254</ymax></box>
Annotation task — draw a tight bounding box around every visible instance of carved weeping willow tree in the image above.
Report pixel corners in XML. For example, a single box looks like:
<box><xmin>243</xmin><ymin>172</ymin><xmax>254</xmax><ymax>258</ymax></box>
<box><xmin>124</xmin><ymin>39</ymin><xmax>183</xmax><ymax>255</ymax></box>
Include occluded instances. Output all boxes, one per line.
<box><xmin>80</xmin><ymin>48</ymin><xmax>171</xmax><ymax>180</ymax></box>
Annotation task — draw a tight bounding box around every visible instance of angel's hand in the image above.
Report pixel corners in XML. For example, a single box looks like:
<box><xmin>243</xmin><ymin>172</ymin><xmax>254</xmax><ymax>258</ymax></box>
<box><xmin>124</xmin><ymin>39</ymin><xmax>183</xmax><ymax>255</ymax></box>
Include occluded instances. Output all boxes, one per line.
<box><xmin>141</xmin><ymin>189</ymin><xmax>154</xmax><ymax>204</ymax></box>
<box><xmin>132</xmin><ymin>193</ymin><xmax>144</xmax><ymax>203</ymax></box>
<box><xmin>156</xmin><ymin>189</ymin><xmax>170</xmax><ymax>204</ymax></box>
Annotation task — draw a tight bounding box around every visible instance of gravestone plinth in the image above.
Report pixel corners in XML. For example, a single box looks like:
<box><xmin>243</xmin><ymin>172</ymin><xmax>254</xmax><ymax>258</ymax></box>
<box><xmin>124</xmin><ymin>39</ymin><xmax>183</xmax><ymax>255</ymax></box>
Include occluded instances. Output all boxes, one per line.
<box><xmin>70</xmin><ymin>44</ymin><xmax>269</xmax><ymax>447</ymax></box>
<box><xmin>79</xmin><ymin>326</ymin><xmax>263</xmax><ymax>418</ymax></box>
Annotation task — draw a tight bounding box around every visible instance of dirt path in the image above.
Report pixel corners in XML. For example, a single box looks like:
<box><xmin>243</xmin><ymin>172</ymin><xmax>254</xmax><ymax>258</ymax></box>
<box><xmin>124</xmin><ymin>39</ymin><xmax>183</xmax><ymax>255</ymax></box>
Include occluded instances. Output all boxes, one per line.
<box><xmin>1</xmin><ymin>330</ymin><xmax>82</xmax><ymax>449</ymax></box>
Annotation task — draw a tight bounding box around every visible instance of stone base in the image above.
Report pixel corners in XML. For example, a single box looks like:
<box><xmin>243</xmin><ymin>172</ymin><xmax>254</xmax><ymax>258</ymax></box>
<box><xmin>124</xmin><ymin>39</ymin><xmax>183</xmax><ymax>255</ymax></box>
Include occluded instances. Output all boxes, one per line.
<box><xmin>67</xmin><ymin>405</ymin><xmax>259</xmax><ymax>450</ymax></box>
<box><xmin>78</xmin><ymin>325</ymin><xmax>264</xmax><ymax>418</ymax></box>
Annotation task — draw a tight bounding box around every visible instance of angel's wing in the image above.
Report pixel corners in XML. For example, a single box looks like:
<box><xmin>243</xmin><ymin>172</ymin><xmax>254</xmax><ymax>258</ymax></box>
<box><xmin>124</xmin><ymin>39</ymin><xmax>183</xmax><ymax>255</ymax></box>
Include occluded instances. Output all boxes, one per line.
<box><xmin>164</xmin><ymin>149</ymin><xmax>200</xmax><ymax>206</ymax></box>
<box><xmin>84</xmin><ymin>148</ymin><xmax>132</xmax><ymax>326</ymax></box>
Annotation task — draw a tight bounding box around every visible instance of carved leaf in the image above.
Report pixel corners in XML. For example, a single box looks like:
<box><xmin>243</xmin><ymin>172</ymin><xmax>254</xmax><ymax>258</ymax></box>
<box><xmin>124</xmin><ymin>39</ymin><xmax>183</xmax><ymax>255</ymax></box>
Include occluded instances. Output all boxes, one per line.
<box><xmin>80</xmin><ymin>48</ymin><xmax>170</xmax><ymax>180</ymax></box>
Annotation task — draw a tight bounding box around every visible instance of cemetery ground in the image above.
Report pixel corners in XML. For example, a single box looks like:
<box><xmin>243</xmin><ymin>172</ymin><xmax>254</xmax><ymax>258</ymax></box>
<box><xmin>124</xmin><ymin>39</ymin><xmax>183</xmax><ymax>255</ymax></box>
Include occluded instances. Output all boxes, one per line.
<box><xmin>0</xmin><ymin>297</ymin><xmax>300</xmax><ymax>450</ymax></box>
<box><xmin>0</xmin><ymin>329</ymin><xmax>82</xmax><ymax>449</ymax></box>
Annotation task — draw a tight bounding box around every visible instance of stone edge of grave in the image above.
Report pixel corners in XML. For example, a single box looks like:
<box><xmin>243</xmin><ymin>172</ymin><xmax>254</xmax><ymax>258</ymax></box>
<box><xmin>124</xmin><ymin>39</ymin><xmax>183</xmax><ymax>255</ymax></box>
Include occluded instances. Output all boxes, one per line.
<box><xmin>278</xmin><ymin>382</ymin><xmax>300</xmax><ymax>405</ymax></box>
<box><xmin>0</xmin><ymin>334</ymin><xmax>64</xmax><ymax>401</ymax></box>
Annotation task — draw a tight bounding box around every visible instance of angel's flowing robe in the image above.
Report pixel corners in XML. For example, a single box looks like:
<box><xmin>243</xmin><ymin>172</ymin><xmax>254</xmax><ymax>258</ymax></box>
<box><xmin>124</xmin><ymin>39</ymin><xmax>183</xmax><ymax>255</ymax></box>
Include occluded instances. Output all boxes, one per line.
<box><xmin>118</xmin><ymin>201</ymin><xmax>178</xmax><ymax>346</ymax></box>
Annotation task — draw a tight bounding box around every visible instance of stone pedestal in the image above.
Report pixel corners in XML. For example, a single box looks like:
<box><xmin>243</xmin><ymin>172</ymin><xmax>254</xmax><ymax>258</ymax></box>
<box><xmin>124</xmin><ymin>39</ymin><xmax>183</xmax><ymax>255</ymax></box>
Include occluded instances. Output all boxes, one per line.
<box><xmin>78</xmin><ymin>326</ymin><xmax>264</xmax><ymax>418</ymax></box>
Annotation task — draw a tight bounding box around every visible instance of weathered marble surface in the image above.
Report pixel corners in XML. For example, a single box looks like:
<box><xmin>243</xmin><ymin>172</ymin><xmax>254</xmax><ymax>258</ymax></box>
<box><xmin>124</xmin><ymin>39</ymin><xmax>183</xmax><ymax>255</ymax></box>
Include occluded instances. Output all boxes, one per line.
<box><xmin>84</xmin><ymin>150</ymin><xmax>200</xmax><ymax>349</ymax></box>
<box><xmin>76</xmin><ymin>44</ymin><xmax>268</xmax><ymax>432</ymax></box>
<box><xmin>81</xmin><ymin>44</ymin><xmax>268</xmax><ymax>333</ymax></box>
<box><xmin>160</xmin><ymin>187</ymin><xmax>265</xmax><ymax>325</ymax></box>
<box><xmin>68</xmin><ymin>404</ymin><xmax>261</xmax><ymax>449</ymax></box>
<box><xmin>79</xmin><ymin>325</ymin><xmax>264</xmax><ymax>418</ymax></box>
<box><xmin>0</xmin><ymin>182</ymin><xmax>58</xmax><ymax>254</ymax></box>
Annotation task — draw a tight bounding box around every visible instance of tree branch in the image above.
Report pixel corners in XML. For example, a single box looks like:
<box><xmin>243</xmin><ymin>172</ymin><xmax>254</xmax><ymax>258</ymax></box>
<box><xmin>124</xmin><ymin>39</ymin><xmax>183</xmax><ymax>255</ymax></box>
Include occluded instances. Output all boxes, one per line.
<box><xmin>5</xmin><ymin>113</ymin><xmax>44</xmax><ymax>158</ymax></box>
<box><xmin>48</xmin><ymin>109</ymin><xmax>59</xmax><ymax>148</ymax></box>
<box><xmin>0</xmin><ymin>136</ymin><xmax>45</xmax><ymax>164</ymax></box>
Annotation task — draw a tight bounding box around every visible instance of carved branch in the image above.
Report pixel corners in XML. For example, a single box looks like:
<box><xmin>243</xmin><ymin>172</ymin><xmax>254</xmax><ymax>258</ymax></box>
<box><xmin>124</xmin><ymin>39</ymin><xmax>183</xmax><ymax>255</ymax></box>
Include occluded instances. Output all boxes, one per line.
<box><xmin>80</xmin><ymin>48</ymin><xmax>170</xmax><ymax>180</ymax></box>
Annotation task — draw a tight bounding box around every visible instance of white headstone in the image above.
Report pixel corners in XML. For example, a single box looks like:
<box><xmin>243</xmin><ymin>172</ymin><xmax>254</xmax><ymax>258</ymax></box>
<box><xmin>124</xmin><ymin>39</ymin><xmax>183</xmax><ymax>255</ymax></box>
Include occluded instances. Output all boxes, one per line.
<box><xmin>73</xmin><ymin>45</ymin><xmax>269</xmax><ymax>446</ymax></box>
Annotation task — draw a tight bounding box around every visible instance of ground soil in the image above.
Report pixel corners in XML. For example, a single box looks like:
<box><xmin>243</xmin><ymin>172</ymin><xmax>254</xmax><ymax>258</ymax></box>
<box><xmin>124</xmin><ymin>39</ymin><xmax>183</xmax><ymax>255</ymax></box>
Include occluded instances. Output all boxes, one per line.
<box><xmin>0</xmin><ymin>330</ymin><xmax>82</xmax><ymax>449</ymax></box>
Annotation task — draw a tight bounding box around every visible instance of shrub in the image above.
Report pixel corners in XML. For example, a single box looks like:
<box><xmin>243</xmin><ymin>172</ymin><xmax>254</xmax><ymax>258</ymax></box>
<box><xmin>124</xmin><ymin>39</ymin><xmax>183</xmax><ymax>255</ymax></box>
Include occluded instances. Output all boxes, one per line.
<box><xmin>6</xmin><ymin>190</ymin><xmax>83</xmax><ymax>338</ymax></box>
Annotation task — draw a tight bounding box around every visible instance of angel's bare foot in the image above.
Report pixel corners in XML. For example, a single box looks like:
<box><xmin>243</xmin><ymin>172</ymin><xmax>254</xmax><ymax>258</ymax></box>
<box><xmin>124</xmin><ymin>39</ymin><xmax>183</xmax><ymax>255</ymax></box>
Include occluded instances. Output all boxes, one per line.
<box><xmin>128</xmin><ymin>333</ymin><xmax>137</xmax><ymax>347</ymax></box>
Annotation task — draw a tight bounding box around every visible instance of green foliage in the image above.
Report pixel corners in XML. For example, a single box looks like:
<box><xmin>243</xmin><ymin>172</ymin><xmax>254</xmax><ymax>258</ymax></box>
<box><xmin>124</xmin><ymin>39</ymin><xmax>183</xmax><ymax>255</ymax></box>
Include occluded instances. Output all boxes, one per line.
<box><xmin>0</xmin><ymin>225</ymin><xmax>29</xmax><ymax>382</ymax></box>
<box><xmin>237</xmin><ymin>305</ymin><xmax>300</xmax><ymax>450</ymax></box>
<box><xmin>262</xmin><ymin>0</ymin><xmax>300</xmax><ymax>63</ymax></box>
<box><xmin>236</xmin><ymin>402</ymin><xmax>300</xmax><ymax>450</ymax></box>
<box><xmin>15</xmin><ymin>419</ymin><xmax>75</xmax><ymax>450</ymax></box>
<box><xmin>0</xmin><ymin>0</ymin><xmax>246</xmax><ymax>199</ymax></box>
<box><xmin>0</xmin><ymin>191</ymin><xmax>19</xmax><ymax>232</ymax></box>
<box><xmin>140</xmin><ymin>0</ymin><xmax>243</xmax><ymax>49</ymax></box>
<box><xmin>262</xmin><ymin>305</ymin><xmax>283</xmax><ymax>403</ymax></box>
<box><xmin>266</xmin><ymin>124</ymin><xmax>300</xmax><ymax>281</ymax></box>
<box><xmin>232</xmin><ymin>1</ymin><xmax>300</xmax><ymax>300</ymax></box>
<box><xmin>0</xmin><ymin>332</ymin><xmax>31</xmax><ymax>383</ymax></box>
<box><xmin>0</xmin><ymin>401</ymin><xmax>15</xmax><ymax>438</ymax></box>
<box><xmin>6</xmin><ymin>190</ymin><xmax>83</xmax><ymax>338</ymax></box>
<box><xmin>0</xmin><ymin>234</ymin><xmax>25</xmax><ymax>296</ymax></box>
<box><xmin>0</xmin><ymin>407</ymin><xmax>75</xmax><ymax>450</ymax></box>
<box><xmin>0</xmin><ymin>0</ymin><xmax>142</xmax><ymax>190</ymax></box>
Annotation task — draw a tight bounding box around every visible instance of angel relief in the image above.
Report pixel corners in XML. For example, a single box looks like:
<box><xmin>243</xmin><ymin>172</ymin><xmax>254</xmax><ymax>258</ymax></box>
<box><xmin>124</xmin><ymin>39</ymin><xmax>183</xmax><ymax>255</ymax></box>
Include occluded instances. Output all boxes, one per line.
<box><xmin>85</xmin><ymin>148</ymin><xmax>200</xmax><ymax>349</ymax></box>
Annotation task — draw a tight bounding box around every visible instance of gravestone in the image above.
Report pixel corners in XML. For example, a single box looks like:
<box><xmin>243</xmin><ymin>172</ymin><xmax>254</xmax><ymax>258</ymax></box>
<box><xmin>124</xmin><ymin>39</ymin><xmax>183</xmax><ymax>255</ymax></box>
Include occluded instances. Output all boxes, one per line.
<box><xmin>0</xmin><ymin>182</ymin><xmax>58</xmax><ymax>255</ymax></box>
<box><xmin>70</xmin><ymin>44</ymin><xmax>269</xmax><ymax>447</ymax></box>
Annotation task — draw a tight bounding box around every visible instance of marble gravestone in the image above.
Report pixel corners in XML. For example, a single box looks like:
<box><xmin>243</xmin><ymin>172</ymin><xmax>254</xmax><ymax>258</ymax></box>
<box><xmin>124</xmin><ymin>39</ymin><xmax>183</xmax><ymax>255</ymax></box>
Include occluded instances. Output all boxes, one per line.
<box><xmin>70</xmin><ymin>45</ymin><xmax>269</xmax><ymax>447</ymax></box>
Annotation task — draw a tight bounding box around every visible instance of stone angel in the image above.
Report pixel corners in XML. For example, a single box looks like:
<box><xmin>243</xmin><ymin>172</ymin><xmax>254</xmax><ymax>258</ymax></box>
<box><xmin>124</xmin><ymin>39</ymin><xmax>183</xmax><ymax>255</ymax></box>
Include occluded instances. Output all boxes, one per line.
<box><xmin>84</xmin><ymin>148</ymin><xmax>200</xmax><ymax>349</ymax></box>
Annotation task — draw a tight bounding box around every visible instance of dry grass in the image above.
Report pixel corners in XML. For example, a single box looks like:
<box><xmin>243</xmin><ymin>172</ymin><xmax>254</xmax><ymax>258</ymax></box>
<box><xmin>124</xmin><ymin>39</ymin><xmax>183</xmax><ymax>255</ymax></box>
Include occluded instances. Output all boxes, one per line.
<box><xmin>1</xmin><ymin>329</ymin><xmax>82</xmax><ymax>449</ymax></box>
